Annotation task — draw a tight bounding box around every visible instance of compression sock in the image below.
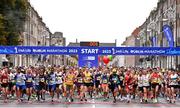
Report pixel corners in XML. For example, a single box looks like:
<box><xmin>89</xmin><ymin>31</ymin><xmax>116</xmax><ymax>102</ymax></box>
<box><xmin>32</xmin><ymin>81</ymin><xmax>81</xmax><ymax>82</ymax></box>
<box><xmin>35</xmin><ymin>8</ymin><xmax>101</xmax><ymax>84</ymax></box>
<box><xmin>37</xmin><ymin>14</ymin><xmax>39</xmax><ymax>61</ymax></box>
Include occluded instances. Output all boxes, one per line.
<box><xmin>127</xmin><ymin>94</ymin><xmax>130</xmax><ymax>101</ymax></box>
<box><xmin>28</xmin><ymin>95</ymin><xmax>31</xmax><ymax>101</ymax></box>
<box><xmin>37</xmin><ymin>92</ymin><xmax>40</xmax><ymax>101</ymax></box>
<box><xmin>40</xmin><ymin>93</ymin><xmax>43</xmax><ymax>99</ymax></box>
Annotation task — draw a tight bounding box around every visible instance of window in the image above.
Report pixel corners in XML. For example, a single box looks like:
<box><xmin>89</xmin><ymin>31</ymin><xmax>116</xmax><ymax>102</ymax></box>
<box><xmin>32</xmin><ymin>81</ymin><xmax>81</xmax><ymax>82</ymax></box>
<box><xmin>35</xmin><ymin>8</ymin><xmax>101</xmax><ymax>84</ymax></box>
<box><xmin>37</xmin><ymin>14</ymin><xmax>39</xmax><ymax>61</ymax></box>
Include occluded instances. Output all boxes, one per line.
<box><xmin>31</xmin><ymin>10</ymin><xmax>34</xmax><ymax>18</ymax></box>
<box><xmin>31</xmin><ymin>24</ymin><xmax>33</xmax><ymax>35</ymax></box>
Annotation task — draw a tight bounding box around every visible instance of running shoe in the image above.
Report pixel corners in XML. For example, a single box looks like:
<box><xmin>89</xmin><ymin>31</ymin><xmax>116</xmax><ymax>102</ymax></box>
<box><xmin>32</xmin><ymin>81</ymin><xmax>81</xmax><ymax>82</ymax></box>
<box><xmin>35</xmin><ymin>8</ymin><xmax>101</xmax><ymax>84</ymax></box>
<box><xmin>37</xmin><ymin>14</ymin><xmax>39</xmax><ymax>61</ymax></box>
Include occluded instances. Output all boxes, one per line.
<box><xmin>113</xmin><ymin>99</ymin><xmax>116</xmax><ymax>103</ymax></box>
<box><xmin>103</xmin><ymin>98</ymin><xmax>108</xmax><ymax>101</ymax></box>
<box><xmin>145</xmin><ymin>99</ymin><xmax>148</xmax><ymax>103</ymax></box>
<box><xmin>154</xmin><ymin>98</ymin><xmax>158</xmax><ymax>103</ymax></box>
<box><xmin>172</xmin><ymin>99</ymin><xmax>175</xmax><ymax>103</ymax></box>
<box><xmin>71</xmin><ymin>98</ymin><xmax>74</xmax><ymax>102</ymax></box>
<box><xmin>140</xmin><ymin>98</ymin><xmax>143</xmax><ymax>103</ymax></box>
<box><xmin>68</xmin><ymin>99</ymin><xmax>71</xmax><ymax>102</ymax></box>
<box><xmin>4</xmin><ymin>99</ymin><xmax>8</xmax><ymax>103</ymax></box>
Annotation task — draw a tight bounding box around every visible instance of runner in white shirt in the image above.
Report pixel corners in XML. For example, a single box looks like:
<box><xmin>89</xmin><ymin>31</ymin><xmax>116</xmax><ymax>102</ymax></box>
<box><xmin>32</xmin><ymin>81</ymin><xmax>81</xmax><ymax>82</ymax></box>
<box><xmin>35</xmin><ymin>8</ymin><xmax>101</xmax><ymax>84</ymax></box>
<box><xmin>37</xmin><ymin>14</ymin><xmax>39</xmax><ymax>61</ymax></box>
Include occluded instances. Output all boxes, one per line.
<box><xmin>56</xmin><ymin>67</ymin><xmax>64</xmax><ymax>100</ymax></box>
<box><xmin>142</xmin><ymin>70</ymin><xmax>150</xmax><ymax>103</ymax></box>
<box><xmin>168</xmin><ymin>70</ymin><xmax>179</xmax><ymax>103</ymax></box>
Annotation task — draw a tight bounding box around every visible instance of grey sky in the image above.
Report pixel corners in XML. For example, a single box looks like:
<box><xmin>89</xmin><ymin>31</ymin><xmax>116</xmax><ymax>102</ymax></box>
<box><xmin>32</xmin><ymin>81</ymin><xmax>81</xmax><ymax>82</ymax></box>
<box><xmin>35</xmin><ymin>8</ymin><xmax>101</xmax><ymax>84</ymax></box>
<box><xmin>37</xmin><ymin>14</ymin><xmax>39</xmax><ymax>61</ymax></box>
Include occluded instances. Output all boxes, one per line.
<box><xmin>30</xmin><ymin>0</ymin><xmax>158</xmax><ymax>46</ymax></box>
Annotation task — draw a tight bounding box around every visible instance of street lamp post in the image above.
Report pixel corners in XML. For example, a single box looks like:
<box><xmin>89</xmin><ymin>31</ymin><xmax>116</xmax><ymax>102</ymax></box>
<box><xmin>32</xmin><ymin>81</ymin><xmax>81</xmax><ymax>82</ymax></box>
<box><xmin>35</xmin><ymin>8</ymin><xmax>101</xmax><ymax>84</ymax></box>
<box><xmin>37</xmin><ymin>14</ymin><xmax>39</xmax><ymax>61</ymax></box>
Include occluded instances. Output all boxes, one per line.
<box><xmin>139</xmin><ymin>29</ymin><xmax>146</xmax><ymax>67</ymax></box>
<box><xmin>40</xmin><ymin>30</ymin><xmax>49</xmax><ymax>65</ymax></box>
<box><xmin>23</xmin><ymin>32</ymin><xmax>31</xmax><ymax>66</ymax></box>
<box><xmin>147</xmin><ymin>20</ymin><xmax>157</xmax><ymax>68</ymax></box>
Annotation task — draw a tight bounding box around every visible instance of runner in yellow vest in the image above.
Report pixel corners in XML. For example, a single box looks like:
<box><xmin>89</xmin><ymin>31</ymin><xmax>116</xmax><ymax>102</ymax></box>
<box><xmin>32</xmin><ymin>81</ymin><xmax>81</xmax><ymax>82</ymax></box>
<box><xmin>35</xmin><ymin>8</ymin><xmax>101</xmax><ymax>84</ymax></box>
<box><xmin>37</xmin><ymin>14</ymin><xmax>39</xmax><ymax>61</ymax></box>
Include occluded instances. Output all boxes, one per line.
<box><xmin>64</xmin><ymin>68</ymin><xmax>75</xmax><ymax>102</ymax></box>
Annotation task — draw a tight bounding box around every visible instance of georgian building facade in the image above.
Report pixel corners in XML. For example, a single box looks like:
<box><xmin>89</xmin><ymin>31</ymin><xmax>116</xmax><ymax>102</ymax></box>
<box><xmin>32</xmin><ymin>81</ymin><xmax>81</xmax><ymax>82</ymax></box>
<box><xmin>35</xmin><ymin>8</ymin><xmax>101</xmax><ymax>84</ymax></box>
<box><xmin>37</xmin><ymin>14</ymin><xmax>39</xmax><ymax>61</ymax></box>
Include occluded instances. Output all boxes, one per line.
<box><xmin>138</xmin><ymin>0</ymin><xmax>180</xmax><ymax>69</ymax></box>
<box><xmin>14</xmin><ymin>2</ymin><xmax>52</xmax><ymax>67</ymax></box>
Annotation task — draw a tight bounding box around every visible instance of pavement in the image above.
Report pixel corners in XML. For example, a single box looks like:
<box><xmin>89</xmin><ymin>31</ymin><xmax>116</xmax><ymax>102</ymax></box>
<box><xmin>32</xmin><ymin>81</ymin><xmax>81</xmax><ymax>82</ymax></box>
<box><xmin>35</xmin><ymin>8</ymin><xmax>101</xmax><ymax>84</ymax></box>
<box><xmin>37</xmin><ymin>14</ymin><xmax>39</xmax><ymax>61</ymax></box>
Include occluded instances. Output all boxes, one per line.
<box><xmin>0</xmin><ymin>96</ymin><xmax>179</xmax><ymax>108</ymax></box>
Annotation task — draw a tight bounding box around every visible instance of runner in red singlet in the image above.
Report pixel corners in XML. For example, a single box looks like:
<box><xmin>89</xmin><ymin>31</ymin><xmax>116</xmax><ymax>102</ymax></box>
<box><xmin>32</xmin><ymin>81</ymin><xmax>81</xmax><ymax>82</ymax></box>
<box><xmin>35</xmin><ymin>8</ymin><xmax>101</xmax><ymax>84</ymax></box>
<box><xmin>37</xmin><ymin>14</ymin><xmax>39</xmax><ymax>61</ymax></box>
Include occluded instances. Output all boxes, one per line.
<box><xmin>1</xmin><ymin>67</ymin><xmax>9</xmax><ymax>103</ymax></box>
<box><xmin>125</xmin><ymin>70</ymin><xmax>133</xmax><ymax>103</ymax></box>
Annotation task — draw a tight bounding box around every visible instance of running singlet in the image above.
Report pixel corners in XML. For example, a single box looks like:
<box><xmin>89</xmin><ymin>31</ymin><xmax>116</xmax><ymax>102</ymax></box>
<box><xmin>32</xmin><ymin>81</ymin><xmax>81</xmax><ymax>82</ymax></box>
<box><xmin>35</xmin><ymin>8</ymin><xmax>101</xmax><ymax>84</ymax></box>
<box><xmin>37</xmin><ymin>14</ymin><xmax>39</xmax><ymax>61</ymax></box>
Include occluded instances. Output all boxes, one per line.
<box><xmin>56</xmin><ymin>73</ymin><xmax>63</xmax><ymax>84</ymax></box>
<box><xmin>138</xmin><ymin>75</ymin><xmax>143</xmax><ymax>87</ymax></box>
<box><xmin>39</xmin><ymin>75</ymin><xmax>46</xmax><ymax>84</ymax></box>
<box><xmin>110</xmin><ymin>74</ymin><xmax>119</xmax><ymax>85</ymax></box>
<box><xmin>65</xmin><ymin>74</ymin><xmax>74</xmax><ymax>85</ymax></box>
<box><xmin>95</xmin><ymin>73</ymin><xmax>101</xmax><ymax>82</ymax></box>
<box><xmin>9</xmin><ymin>73</ymin><xmax>16</xmax><ymax>84</ymax></box>
<box><xmin>1</xmin><ymin>73</ymin><xmax>8</xmax><ymax>84</ymax></box>
<box><xmin>142</xmin><ymin>74</ymin><xmax>150</xmax><ymax>86</ymax></box>
<box><xmin>34</xmin><ymin>75</ymin><xmax>40</xmax><ymax>85</ymax></box>
<box><xmin>84</xmin><ymin>72</ymin><xmax>93</xmax><ymax>83</ymax></box>
<box><xmin>15</xmin><ymin>73</ymin><xmax>26</xmax><ymax>85</ymax></box>
<box><xmin>77</xmin><ymin>74</ymin><xmax>84</xmax><ymax>84</ymax></box>
<box><xmin>49</xmin><ymin>73</ymin><xmax>56</xmax><ymax>85</ymax></box>
<box><xmin>125</xmin><ymin>75</ymin><xmax>131</xmax><ymax>85</ymax></box>
<box><xmin>119</xmin><ymin>74</ymin><xmax>124</xmax><ymax>83</ymax></box>
<box><xmin>151</xmin><ymin>73</ymin><xmax>159</xmax><ymax>84</ymax></box>
<box><xmin>169</xmin><ymin>74</ymin><xmax>178</xmax><ymax>86</ymax></box>
<box><xmin>26</xmin><ymin>74</ymin><xmax>33</xmax><ymax>84</ymax></box>
<box><xmin>101</xmin><ymin>74</ymin><xmax>108</xmax><ymax>84</ymax></box>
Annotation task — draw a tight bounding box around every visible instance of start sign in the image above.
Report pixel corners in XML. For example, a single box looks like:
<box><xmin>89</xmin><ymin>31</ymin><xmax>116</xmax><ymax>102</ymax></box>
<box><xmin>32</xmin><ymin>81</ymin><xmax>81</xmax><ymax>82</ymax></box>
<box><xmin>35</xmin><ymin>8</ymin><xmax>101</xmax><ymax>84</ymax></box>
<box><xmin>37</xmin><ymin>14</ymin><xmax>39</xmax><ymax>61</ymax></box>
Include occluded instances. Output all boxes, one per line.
<box><xmin>81</xmin><ymin>48</ymin><xmax>98</xmax><ymax>54</ymax></box>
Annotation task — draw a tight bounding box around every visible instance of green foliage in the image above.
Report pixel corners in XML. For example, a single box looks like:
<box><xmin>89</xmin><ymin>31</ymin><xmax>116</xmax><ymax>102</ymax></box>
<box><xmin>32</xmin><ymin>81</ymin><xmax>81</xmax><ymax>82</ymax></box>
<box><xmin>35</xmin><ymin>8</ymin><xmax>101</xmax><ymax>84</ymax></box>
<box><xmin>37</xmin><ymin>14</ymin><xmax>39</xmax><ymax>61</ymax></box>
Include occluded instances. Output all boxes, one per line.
<box><xmin>0</xmin><ymin>0</ymin><xmax>28</xmax><ymax>45</ymax></box>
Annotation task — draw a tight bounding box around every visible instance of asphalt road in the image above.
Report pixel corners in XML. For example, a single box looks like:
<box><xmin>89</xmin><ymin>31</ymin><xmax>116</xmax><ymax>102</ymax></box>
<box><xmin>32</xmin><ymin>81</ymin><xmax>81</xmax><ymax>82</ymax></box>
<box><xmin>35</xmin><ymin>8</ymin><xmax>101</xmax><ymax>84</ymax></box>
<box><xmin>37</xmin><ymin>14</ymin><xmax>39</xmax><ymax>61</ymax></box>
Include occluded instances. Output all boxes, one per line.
<box><xmin>0</xmin><ymin>96</ymin><xmax>179</xmax><ymax>108</ymax></box>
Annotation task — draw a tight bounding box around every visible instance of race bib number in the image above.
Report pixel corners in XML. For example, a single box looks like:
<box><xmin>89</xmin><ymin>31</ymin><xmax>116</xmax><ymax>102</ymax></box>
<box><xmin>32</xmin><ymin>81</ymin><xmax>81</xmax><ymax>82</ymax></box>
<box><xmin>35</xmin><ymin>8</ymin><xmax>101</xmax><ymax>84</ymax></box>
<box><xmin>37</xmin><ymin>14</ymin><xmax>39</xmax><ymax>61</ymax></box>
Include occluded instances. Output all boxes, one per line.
<box><xmin>129</xmin><ymin>85</ymin><xmax>133</xmax><ymax>89</ymax></box>
<box><xmin>103</xmin><ymin>79</ymin><xmax>108</xmax><ymax>83</ymax></box>
<box><xmin>139</xmin><ymin>80</ymin><xmax>143</xmax><ymax>84</ymax></box>
<box><xmin>27</xmin><ymin>78</ymin><xmax>32</xmax><ymax>82</ymax></box>
<box><xmin>40</xmin><ymin>78</ymin><xmax>45</xmax><ymax>82</ymax></box>
<box><xmin>112</xmin><ymin>78</ymin><xmax>117</xmax><ymax>83</ymax></box>
<box><xmin>144</xmin><ymin>80</ymin><xmax>148</xmax><ymax>83</ymax></box>
<box><xmin>97</xmin><ymin>76</ymin><xmax>101</xmax><ymax>80</ymax></box>
<box><xmin>120</xmin><ymin>76</ymin><xmax>124</xmax><ymax>81</ymax></box>
<box><xmin>66</xmin><ymin>80</ymin><xmax>73</xmax><ymax>85</ymax></box>
<box><xmin>57</xmin><ymin>77</ymin><xmax>62</xmax><ymax>80</ymax></box>
<box><xmin>50</xmin><ymin>80</ymin><xmax>55</xmax><ymax>83</ymax></box>
<box><xmin>17</xmin><ymin>79</ymin><xmax>22</xmax><ymax>83</ymax></box>
<box><xmin>3</xmin><ymin>79</ymin><xmax>7</xmax><ymax>83</ymax></box>
<box><xmin>78</xmin><ymin>79</ymin><xmax>83</xmax><ymax>83</ymax></box>
<box><xmin>86</xmin><ymin>77</ymin><xmax>91</xmax><ymax>82</ymax></box>
<box><xmin>172</xmin><ymin>80</ymin><xmax>176</xmax><ymax>84</ymax></box>
<box><xmin>152</xmin><ymin>78</ymin><xmax>158</xmax><ymax>83</ymax></box>
<box><xmin>12</xmin><ymin>80</ymin><xmax>15</xmax><ymax>83</ymax></box>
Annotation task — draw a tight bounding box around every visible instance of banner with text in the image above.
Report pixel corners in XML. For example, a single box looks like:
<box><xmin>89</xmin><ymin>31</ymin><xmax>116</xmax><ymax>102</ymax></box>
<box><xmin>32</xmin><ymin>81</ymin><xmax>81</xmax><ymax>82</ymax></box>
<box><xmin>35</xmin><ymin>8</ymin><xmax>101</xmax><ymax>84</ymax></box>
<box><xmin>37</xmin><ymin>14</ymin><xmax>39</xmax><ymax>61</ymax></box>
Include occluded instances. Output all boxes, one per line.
<box><xmin>0</xmin><ymin>46</ymin><xmax>180</xmax><ymax>55</ymax></box>
<box><xmin>78</xmin><ymin>55</ymin><xmax>98</xmax><ymax>68</ymax></box>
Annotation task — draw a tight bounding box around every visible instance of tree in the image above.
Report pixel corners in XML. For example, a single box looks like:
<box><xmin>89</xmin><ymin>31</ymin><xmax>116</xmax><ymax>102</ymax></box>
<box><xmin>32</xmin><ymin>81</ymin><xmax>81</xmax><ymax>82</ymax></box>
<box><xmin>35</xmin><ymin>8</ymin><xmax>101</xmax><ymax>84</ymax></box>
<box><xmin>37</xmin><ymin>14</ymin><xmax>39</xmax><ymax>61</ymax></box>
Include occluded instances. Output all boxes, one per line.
<box><xmin>0</xmin><ymin>0</ymin><xmax>28</xmax><ymax>45</ymax></box>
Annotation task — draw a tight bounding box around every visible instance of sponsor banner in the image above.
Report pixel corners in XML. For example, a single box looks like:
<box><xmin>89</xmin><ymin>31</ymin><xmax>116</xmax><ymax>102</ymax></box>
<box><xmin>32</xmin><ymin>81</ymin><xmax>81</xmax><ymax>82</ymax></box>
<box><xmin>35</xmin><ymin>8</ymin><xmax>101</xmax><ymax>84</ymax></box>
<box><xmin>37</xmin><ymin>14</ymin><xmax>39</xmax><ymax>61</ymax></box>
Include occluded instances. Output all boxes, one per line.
<box><xmin>163</xmin><ymin>24</ymin><xmax>174</xmax><ymax>47</ymax></box>
<box><xmin>78</xmin><ymin>55</ymin><xmax>98</xmax><ymax>68</ymax></box>
<box><xmin>0</xmin><ymin>46</ymin><xmax>180</xmax><ymax>55</ymax></box>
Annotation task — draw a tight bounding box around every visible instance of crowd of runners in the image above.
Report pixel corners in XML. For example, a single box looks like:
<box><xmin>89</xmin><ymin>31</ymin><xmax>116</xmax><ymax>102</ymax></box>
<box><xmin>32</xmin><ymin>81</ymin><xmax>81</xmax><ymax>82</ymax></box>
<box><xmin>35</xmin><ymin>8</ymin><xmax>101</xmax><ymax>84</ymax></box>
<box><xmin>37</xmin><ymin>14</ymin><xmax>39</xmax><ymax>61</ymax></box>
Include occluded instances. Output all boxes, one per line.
<box><xmin>0</xmin><ymin>65</ymin><xmax>179</xmax><ymax>104</ymax></box>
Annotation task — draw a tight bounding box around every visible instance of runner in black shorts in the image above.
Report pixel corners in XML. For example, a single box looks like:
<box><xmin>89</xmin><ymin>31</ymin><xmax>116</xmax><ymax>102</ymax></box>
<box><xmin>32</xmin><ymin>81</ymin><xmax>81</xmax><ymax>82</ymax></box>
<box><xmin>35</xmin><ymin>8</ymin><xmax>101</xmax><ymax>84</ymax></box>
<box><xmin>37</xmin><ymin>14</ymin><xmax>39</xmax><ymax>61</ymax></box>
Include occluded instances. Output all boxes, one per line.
<box><xmin>25</xmin><ymin>68</ymin><xmax>34</xmax><ymax>102</ymax></box>
<box><xmin>39</xmin><ymin>68</ymin><xmax>46</xmax><ymax>101</ymax></box>
<box><xmin>9</xmin><ymin>69</ymin><xmax>16</xmax><ymax>98</ymax></box>
<box><xmin>109</xmin><ymin>69</ymin><xmax>120</xmax><ymax>103</ymax></box>
<box><xmin>117</xmin><ymin>69</ymin><xmax>124</xmax><ymax>100</ymax></box>
<box><xmin>76</xmin><ymin>70</ymin><xmax>85</xmax><ymax>101</ymax></box>
<box><xmin>84</xmin><ymin>68</ymin><xmax>94</xmax><ymax>100</ymax></box>
<box><xmin>94</xmin><ymin>69</ymin><xmax>101</xmax><ymax>98</ymax></box>
<box><xmin>137</xmin><ymin>70</ymin><xmax>143</xmax><ymax>103</ymax></box>
<box><xmin>150</xmin><ymin>68</ymin><xmax>160</xmax><ymax>103</ymax></box>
